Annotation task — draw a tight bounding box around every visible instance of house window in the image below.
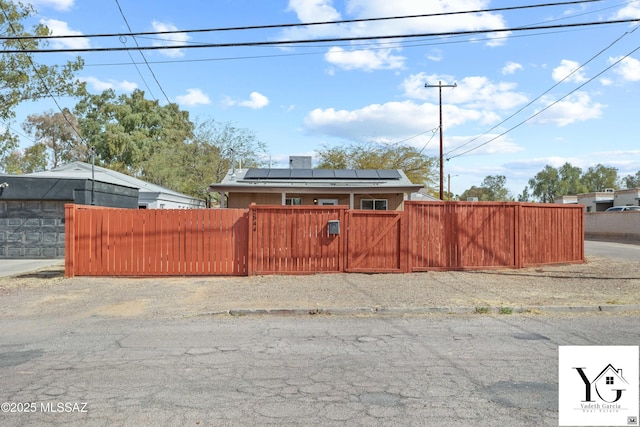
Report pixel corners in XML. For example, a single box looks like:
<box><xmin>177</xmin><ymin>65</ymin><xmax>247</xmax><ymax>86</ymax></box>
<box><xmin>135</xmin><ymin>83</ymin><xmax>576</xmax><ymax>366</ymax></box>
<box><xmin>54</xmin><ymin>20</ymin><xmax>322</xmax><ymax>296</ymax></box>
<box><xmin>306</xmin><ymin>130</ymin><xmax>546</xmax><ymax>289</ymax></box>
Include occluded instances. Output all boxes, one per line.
<box><xmin>286</xmin><ymin>198</ymin><xmax>302</xmax><ymax>205</ymax></box>
<box><xmin>360</xmin><ymin>199</ymin><xmax>388</xmax><ymax>210</ymax></box>
<box><xmin>606</xmin><ymin>376</ymin><xmax>614</xmax><ymax>385</ymax></box>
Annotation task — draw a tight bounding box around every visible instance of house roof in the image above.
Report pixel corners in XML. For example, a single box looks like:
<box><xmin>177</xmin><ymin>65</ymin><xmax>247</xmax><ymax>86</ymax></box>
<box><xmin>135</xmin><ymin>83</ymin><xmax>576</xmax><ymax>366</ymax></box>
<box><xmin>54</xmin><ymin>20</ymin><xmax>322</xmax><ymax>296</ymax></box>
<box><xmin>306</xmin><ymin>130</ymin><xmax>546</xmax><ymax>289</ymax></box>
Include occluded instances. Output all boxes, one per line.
<box><xmin>26</xmin><ymin>161</ymin><xmax>203</xmax><ymax>203</ymax></box>
<box><xmin>208</xmin><ymin>168</ymin><xmax>424</xmax><ymax>194</ymax></box>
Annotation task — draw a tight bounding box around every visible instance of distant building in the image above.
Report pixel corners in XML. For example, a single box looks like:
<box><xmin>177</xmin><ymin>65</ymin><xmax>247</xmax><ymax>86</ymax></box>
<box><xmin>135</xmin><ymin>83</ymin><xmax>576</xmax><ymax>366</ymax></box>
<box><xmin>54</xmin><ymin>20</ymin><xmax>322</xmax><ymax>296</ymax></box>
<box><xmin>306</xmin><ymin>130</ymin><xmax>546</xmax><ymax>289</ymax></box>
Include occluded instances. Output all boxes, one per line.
<box><xmin>554</xmin><ymin>188</ymin><xmax>640</xmax><ymax>212</ymax></box>
<box><xmin>27</xmin><ymin>161</ymin><xmax>205</xmax><ymax>209</ymax></box>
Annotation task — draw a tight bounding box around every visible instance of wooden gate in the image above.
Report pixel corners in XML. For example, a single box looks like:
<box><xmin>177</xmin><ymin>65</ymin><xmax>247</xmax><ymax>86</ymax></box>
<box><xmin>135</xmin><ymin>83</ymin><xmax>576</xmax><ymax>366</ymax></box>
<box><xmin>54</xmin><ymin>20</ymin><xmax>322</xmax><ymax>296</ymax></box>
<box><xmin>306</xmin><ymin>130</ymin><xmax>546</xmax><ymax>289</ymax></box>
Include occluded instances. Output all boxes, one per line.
<box><xmin>347</xmin><ymin>210</ymin><xmax>407</xmax><ymax>273</ymax></box>
<box><xmin>247</xmin><ymin>205</ymin><xmax>347</xmax><ymax>275</ymax></box>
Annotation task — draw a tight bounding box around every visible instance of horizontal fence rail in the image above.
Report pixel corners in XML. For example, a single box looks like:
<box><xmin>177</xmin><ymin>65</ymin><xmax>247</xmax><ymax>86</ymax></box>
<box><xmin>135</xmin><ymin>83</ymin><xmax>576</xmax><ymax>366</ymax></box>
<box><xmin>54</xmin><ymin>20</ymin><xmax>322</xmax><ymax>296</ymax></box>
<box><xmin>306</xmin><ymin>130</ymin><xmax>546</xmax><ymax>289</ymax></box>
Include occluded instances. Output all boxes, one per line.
<box><xmin>65</xmin><ymin>202</ymin><xmax>584</xmax><ymax>277</ymax></box>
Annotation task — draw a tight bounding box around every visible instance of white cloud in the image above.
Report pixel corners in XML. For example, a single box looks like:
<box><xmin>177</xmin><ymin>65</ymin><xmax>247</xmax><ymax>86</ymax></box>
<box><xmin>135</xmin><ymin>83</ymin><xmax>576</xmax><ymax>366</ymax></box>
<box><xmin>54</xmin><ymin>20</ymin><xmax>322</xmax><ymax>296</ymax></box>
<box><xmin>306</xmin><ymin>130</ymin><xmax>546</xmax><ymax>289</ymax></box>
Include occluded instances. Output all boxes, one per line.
<box><xmin>223</xmin><ymin>92</ymin><xmax>270</xmax><ymax>110</ymax></box>
<box><xmin>610</xmin><ymin>56</ymin><xmax>640</xmax><ymax>82</ymax></box>
<box><xmin>615</xmin><ymin>3</ymin><xmax>640</xmax><ymax>19</ymax></box>
<box><xmin>151</xmin><ymin>21</ymin><xmax>190</xmax><ymax>58</ymax></box>
<box><xmin>287</xmin><ymin>0</ymin><xmax>341</xmax><ymax>22</ymax></box>
<box><xmin>27</xmin><ymin>0</ymin><xmax>74</xmax><ymax>11</ymax></box>
<box><xmin>81</xmin><ymin>77</ymin><xmax>137</xmax><ymax>93</ymax></box>
<box><xmin>284</xmin><ymin>0</ymin><xmax>508</xmax><ymax>69</ymax></box>
<box><xmin>427</xmin><ymin>49</ymin><xmax>443</xmax><ymax>62</ymax></box>
<box><xmin>175</xmin><ymin>89</ymin><xmax>211</xmax><ymax>107</ymax></box>
<box><xmin>531</xmin><ymin>92</ymin><xmax>604</xmax><ymax>127</ymax></box>
<box><xmin>502</xmin><ymin>61</ymin><xmax>523</xmax><ymax>75</ymax></box>
<box><xmin>304</xmin><ymin>100</ymin><xmax>495</xmax><ymax>146</ymax></box>
<box><xmin>402</xmin><ymin>73</ymin><xmax>528</xmax><ymax>111</ymax></box>
<box><xmin>324</xmin><ymin>47</ymin><xmax>405</xmax><ymax>71</ymax></box>
<box><xmin>552</xmin><ymin>59</ymin><xmax>588</xmax><ymax>83</ymax></box>
<box><xmin>40</xmin><ymin>19</ymin><xmax>89</xmax><ymax>49</ymax></box>
<box><xmin>447</xmin><ymin>134</ymin><xmax>523</xmax><ymax>156</ymax></box>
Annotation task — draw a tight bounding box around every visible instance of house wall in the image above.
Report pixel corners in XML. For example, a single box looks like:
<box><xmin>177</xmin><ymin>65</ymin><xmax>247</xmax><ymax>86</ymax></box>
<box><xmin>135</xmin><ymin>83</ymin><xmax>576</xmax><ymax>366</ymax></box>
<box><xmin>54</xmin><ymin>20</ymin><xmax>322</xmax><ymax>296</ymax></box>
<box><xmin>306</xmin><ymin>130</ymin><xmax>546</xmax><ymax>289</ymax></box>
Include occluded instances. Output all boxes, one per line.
<box><xmin>0</xmin><ymin>200</ymin><xmax>66</xmax><ymax>258</ymax></box>
<box><xmin>585</xmin><ymin>211</ymin><xmax>640</xmax><ymax>241</ymax></box>
<box><xmin>613</xmin><ymin>189</ymin><xmax>640</xmax><ymax>207</ymax></box>
<box><xmin>226</xmin><ymin>192</ymin><xmax>406</xmax><ymax>210</ymax></box>
<box><xmin>577</xmin><ymin>192</ymin><xmax>614</xmax><ymax>212</ymax></box>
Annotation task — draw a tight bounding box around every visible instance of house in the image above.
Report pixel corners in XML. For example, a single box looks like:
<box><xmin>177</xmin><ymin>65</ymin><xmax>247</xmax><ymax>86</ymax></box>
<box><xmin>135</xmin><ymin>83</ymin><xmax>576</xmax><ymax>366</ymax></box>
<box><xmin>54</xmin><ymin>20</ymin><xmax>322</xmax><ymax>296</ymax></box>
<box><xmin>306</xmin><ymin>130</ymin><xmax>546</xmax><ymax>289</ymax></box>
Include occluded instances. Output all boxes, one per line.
<box><xmin>0</xmin><ymin>174</ymin><xmax>138</xmax><ymax>259</ymax></box>
<box><xmin>26</xmin><ymin>161</ymin><xmax>205</xmax><ymax>209</ymax></box>
<box><xmin>208</xmin><ymin>167</ymin><xmax>424</xmax><ymax>210</ymax></box>
<box><xmin>554</xmin><ymin>188</ymin><xmax>640</xmax><ymax>212</ymax></box>
<box><xmin>593</xmin><ymin>364</ymin><xmax>628</xmax><ymax>403</ymax></box>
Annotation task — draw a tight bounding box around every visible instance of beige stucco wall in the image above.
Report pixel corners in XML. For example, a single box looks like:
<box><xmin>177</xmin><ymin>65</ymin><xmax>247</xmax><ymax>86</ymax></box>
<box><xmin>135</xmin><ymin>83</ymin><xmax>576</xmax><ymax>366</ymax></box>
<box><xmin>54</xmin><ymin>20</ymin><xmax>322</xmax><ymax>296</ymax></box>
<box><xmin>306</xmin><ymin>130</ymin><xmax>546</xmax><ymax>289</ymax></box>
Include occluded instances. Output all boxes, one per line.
<box><xmin>585</xmin><ymin>212</ymin><xmax>640</xmax><ymax>241</ymax></box>
<box><xmin>226</xmin><ymin>192</ymin><xmax>406</xmax><ymax>210</ymax></box>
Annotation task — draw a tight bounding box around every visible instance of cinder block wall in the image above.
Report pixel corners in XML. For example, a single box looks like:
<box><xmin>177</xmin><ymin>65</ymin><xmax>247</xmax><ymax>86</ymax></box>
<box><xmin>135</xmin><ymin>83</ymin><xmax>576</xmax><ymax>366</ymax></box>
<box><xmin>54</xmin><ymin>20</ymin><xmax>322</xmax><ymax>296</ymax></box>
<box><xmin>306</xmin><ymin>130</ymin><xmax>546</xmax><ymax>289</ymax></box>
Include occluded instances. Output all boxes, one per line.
<box><xmin>0</xmin><ymin>201</ymin><xmax>66</xmax><ymax>259</ymax></box>
<box><xmin>584</xmin><ymin>212</ymin><xmax>640</xmax><ymax>241</ymax></box>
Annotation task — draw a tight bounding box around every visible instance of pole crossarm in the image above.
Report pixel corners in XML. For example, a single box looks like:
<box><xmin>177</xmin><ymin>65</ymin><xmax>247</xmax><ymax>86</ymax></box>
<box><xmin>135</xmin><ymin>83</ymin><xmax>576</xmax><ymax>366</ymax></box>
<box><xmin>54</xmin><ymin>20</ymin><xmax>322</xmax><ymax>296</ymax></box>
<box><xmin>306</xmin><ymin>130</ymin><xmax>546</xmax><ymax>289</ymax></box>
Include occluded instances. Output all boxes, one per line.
<box><xmin>425</xmin><ymin>81</ymin><xmax>456</xmax><ymax>200</ymax></box>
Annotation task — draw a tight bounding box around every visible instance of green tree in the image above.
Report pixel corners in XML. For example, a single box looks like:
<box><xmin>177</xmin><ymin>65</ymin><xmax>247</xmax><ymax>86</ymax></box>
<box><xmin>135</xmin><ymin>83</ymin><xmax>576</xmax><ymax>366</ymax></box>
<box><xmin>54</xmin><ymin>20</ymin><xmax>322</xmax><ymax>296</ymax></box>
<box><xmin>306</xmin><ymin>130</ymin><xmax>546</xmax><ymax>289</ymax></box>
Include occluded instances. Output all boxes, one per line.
<box><xmin>581</xmin><ymin>164</ymin><xmax>618</xmax><ymax>192</ymax></box>
<box><xmin>480</xmin><ymin>175</ymin><xmax>512</xmax><ymax>201</ymax></box>
<box><xmin>623</xmin><ymin>171</ymin><xmax>640</xmax><ymax>189</ymax></box>
<box><xmin>0</xmin><ymin>0</ymin><xmax>84</xmax><ymax>171</ymax></box>
<box><xmin>557</xmin><ymin>162</ymin><xmax>588</xmax><ymax>195</ymax></box>
<box><xmin>528</xmin><ymin>165</ymin><xmax>560</xmax><ymax>203</ymax></box>
<box><xmin>74</xmin><ymin>89</ymin><xmax>193</xmax><ymax>175</ymax></box>
<box><xmin>459</xmin><ymin>185</ymin><xmax>485</xmax><ymax>201</ymax></box>
<box><xmin>3</xmin><ymin>142</ymin><xmax>47</xmax><ymax>174</ymax></box>
<box><xmin>517</xmin><ymin>185</ymin><xmax>531</xmax><ymax>202</ymax></box>
<box><xmin>315</xmin><ymin>143</ymin><xmax>437</xmax><ymax>187</ymax></box>
<box><xmin>144</xmin><ymin>118</ymin><xmax>266</xmax><ymax>204</ymax></box>
<box><xmin>460</xmin><ymin>175</ymin><xmax>512</xmax><ymax>201</ymax></box>
<box><xmin>22</xmin><ymin>109</ymin><xmax>85</xmax><ymax>168</ymax></box>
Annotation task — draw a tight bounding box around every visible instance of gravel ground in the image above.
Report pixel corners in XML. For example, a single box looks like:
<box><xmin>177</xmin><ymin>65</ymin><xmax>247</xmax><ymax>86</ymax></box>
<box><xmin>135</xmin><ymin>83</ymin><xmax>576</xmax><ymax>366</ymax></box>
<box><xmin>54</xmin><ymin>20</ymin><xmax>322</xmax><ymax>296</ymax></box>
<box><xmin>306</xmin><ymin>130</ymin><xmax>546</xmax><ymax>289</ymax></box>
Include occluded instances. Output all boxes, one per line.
<box><xmin>0</xmin><ymin>256</ymin><xmax>639</xmax><ymax>318</ymax></box>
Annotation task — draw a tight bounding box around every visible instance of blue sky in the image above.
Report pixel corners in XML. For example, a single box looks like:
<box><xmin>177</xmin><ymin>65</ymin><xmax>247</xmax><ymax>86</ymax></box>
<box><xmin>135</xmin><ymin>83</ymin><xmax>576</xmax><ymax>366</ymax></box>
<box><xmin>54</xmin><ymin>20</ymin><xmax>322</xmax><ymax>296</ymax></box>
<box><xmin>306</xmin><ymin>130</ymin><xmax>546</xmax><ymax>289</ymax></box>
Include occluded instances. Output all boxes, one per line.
<box><xmin>12</xmin><ymin>0</ymin><xmax>640</xmax><ymax>196</ymax></box>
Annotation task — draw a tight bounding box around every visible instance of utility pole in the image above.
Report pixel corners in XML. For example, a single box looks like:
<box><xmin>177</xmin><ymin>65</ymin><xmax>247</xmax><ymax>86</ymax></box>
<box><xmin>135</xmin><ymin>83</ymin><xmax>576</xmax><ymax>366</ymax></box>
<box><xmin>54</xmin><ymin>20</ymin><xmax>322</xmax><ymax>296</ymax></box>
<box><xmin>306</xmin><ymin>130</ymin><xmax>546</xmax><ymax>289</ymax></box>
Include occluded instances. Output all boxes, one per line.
<box><xmin>425</xmin><ymin>81</ymin><xmax>456</xmax><ymax>200</ymax></box>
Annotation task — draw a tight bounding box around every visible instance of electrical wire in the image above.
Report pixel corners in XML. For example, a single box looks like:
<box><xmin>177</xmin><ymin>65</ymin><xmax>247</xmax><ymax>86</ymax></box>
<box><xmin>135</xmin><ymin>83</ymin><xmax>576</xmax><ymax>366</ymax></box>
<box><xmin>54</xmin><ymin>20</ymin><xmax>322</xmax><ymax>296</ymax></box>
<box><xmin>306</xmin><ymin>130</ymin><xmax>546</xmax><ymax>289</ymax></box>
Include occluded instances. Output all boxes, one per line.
<box><xmin>447</xmin><ymin>43</ymin><xmax>640</xmax><ymax>160</ymax></box>
<box><xmin>445</xmin><ymin>25</ymin><xmax>639</xmax><ymax>158</ymax></box>
<box><xmin>0</xmin><ymin>0</ymin><xmax>602</xmax><ymax>42</ymax></box>
<box><xmin>3</xmin><ymin>18</ymin><xmax>639</xmax><ymax>54</ymax></box>
<box><xmin>114</xmin><ymin>0</ymin><xmax>159</xmax><ymax>101</ymax></box>
<box><xmin>0</xmin><ymin>4</ymin><xmax>84</xmax><ymax>146</ymax></box>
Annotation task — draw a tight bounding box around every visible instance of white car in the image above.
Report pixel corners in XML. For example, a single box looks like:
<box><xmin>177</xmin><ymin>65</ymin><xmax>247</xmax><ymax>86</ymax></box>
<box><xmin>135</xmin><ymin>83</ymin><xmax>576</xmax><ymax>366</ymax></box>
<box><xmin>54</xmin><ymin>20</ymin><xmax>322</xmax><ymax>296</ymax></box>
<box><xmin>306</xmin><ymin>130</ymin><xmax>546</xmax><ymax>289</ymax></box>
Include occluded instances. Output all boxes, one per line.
<box><xmin>605</xmin><ymin>206</ymin><xmax>640</xmax><ymax>212</ymax></box>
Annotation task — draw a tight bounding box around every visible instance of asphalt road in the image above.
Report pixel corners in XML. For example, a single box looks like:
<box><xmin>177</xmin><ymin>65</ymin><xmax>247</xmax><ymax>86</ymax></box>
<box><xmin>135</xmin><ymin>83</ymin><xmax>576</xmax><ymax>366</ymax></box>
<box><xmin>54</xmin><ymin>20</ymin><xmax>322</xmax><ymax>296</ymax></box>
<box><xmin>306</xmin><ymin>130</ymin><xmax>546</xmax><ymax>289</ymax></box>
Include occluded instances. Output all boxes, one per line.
<box><xmin>1</xmin><ymin>314</ymin><xmax>638</xmax><ymax>426</ymax></box>
<box><xmin>584</xmin><ymin>239</ymin><xmax>640</xmax><ymax>261</ymax></box>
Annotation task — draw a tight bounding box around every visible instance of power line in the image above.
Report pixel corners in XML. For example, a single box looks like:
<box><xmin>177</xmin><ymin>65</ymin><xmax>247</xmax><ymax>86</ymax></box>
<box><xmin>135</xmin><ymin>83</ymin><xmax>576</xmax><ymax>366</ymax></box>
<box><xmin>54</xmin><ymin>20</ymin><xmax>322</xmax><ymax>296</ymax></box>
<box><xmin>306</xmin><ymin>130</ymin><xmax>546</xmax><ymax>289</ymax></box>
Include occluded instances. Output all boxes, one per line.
<box><xmin>0</xmin><ymin>4</ymin><xmax>84</xmax><ymax>146</ymax></box>
<box><xmin>114</xmin><ymin>0</ymin><xmax>162</xmax><ymax>102</ymax></box>
<box><xmin>3</xmin><ymin>18</ymin><xmax>638</xmax><ymax>54</ymax></box>
<box><xmin>0</xmin><ymin>0</ymin><xmax>602</xmax><ymax>42</ymax></box>
<box><xmin>447</xmin><ymin>42</ymin><xmax>640</xmax><ymax>161</ymax></box>
<box><xmin>80</xmin><ymin>27</ymin><xmax>593</xmax><ymax>68</ymax></box>
<box><xmin>446</xmin><ymin>22</ymin><xmax>640</xmax><ymax>160</ymax></box>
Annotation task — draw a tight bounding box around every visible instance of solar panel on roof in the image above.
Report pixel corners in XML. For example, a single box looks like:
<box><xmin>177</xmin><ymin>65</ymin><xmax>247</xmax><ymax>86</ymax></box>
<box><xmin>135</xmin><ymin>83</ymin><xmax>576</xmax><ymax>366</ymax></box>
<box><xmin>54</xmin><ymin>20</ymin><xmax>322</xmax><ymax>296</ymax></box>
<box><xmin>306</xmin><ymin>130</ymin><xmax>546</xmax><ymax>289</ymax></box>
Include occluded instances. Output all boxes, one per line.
<box><xmin>312</xmin><ymin>169</ymin><xmax>335</xmax><ymax>178</ymax></box>
<box><xmin>267</xmin><ymin>169</ymin><xmax>291</xmax><ymax>178</ymax></box>
<box><xmin>334</xmin><ymin>170</ymin><xmax>357</xmax><ymax>179</ymax></box>
<box><xmin>244</xmin><ymin>169</ymin><xmax>269</xmax><ymax>179</ymax></box>
<box><xmin>290</xmin><ymin>169</ymin><xmax>313</xmax><ymax>179</ymax></box>
<box><xmin>376</xmin><ymin>170</ymin><xmax>401</xmax><ymax>179</ymax></box>
<box><xmin>355</xmin><ymin>170</ymin><xmax>378</xmax><ymax>179</ymax></box>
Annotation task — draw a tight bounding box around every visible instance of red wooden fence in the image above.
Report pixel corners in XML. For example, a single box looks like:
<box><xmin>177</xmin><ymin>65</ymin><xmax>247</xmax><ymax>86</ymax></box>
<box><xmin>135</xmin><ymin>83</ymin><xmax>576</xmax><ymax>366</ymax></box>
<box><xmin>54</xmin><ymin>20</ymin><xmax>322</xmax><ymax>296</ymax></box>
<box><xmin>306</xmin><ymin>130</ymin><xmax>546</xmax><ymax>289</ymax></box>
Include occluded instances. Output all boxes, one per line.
<box><xmin>65</xmin><ymin>202</ymin><xmax>584</xmax><ymax>277</ymax></box>
<box><xmin>65</xmin><ymin>205</ymin><xmax>248</xmax><ymax>277</ymax></box>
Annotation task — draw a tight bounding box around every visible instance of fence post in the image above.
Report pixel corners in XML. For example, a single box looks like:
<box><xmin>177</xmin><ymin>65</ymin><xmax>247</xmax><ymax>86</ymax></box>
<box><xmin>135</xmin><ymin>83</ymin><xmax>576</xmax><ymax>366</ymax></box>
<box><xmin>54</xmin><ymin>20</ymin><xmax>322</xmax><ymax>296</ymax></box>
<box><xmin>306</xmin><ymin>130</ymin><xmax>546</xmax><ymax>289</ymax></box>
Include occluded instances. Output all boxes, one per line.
<box><xmin>247</xmin><ymin>203</ymin><xmax>256</xmax><ymax>276</ymax></box>
<box><xmin>64</xmin><ymin>204</ymin><xmax>76</xmax><ymax>278</ymax></box>
<box><xmin>514</xmin><ymin>203</ymin><xmax>523</xmax><ymax>269</ymax></box>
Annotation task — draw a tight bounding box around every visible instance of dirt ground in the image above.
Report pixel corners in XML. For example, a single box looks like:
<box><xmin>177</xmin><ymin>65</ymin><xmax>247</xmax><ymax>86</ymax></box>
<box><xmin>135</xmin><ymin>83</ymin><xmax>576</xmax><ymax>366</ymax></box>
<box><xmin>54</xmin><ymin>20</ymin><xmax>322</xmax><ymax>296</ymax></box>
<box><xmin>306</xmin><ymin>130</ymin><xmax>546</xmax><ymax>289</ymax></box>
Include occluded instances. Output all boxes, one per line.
<box><xmin>0</xmin><ymin>255</ymin><xmax>639</xmax><ymax>319</ymax></box>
